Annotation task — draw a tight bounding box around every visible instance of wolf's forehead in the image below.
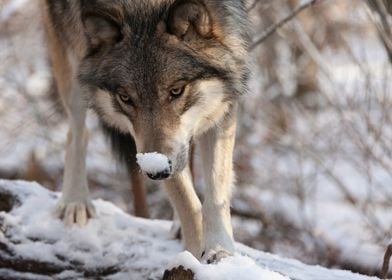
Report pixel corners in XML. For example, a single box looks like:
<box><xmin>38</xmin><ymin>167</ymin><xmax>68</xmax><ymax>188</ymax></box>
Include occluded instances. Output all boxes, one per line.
<box><xmin>86</xmin><ymin>0</ymin><xmax>173</xmax><ymax>20</ymax></box>
<box><xmin>88</xmin><ymin>0</ymin><xmax>174</xmax><ymax>9</ymax></box>
<box><xmin>124</xmin><ymin>2</ymin><xmax>174</xmax><ymax>35</ymax></box>
<box><xmin>127</xmin><ymin>0</ymin><xmax>175</xmax><ymax>10</ymax></box>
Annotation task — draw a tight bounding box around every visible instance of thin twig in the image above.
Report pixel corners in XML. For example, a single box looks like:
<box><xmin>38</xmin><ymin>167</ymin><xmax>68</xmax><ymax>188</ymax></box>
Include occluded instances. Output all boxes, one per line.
<box><xmin>382</xmin><ymin>244</ymin><xmax>392</xmax><ymax>279</ymax></box>
<box><xmin>366</xmin><ymin>0</ymin><xmax>392</xmax><ymax>63</ymax></box>
<box><xmin>231</xmin><ymin>193</ymin><xmax>272</xmax><ymax>227</ymax></box>
<box><xmin>250</xmin><ymin>0</ymin><xmax>321</xmax><ymax>50</ymax></box>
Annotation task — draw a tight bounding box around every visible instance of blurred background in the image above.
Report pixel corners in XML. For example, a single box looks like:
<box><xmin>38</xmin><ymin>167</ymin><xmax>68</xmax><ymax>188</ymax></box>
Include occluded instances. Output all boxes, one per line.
<box><xmin>0</xmin><ymin>0</ymin><xmax>391</xmax><ymax>277</ymax></box>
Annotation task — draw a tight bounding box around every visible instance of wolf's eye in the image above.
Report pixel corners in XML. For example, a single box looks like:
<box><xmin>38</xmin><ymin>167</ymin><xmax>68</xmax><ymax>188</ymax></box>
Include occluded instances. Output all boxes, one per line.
<box><xmin>119</xmin><ymin>94</ymin><xmax>131</xmax><ymax>104</ymax></box>
<box><xmin>169</xmin><ymin>85</ymin><xmax>186</xmax><ymax>100</ymax></box>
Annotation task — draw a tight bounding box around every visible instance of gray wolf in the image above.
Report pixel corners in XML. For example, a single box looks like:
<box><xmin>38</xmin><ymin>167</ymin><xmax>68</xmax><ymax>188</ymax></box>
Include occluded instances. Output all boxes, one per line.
<box><xmin>41</xmin><ymin>0</ymin><xmax>249</xmax><ymax>262</ymax></box>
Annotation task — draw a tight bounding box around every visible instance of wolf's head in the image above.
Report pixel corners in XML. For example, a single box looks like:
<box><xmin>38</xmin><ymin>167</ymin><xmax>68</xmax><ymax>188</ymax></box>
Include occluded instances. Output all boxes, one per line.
<box><xmin>78</xmin><ymin>0</ymin><xmax>248</xmax><ymax>179</ymax></box>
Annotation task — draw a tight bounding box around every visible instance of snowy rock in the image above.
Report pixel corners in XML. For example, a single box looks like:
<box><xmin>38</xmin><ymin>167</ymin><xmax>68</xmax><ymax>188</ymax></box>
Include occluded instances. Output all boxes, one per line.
<box><xmin>0</xmin><ymin>180</ymin><xmax>380</xmax><ymax>280</ymax></box>
<box><xmin>167</xmin><ymin>251</ymin><xmax>290</xmax><ymax>280</ymax></box>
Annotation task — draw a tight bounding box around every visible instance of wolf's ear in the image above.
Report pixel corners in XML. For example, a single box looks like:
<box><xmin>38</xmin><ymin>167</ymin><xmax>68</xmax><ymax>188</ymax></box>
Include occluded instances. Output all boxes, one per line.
<box><xmin>168</xmin><ymin>0</ymin><xmax>212</xmax><ymax>40</ymax></box>
<box><xmin>83</xmin><ymin>14</ymin><xmax>122</xmax><ymax>50</ymax></box>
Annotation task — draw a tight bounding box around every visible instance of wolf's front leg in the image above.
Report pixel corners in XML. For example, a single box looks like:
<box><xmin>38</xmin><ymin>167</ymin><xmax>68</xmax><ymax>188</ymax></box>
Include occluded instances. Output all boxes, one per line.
<box><xmin>164</xmin><ymin>167</ymin><xmax>203</xmax><ymax>257</ymax></box>
<box><xmin>56</xmin><ymin>85</ymin><xmax>95</xmax><ymax>226</ymax></box>
<box><xmin>199</xmin><ymin>110</ymin><xmax>237</xmax><ymax>263</ymax></box>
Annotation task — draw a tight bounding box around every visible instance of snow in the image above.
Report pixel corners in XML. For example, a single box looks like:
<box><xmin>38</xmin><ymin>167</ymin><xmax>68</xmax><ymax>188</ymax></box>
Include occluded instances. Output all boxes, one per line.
<box><xmin>169</xmin><ymin>251</ymin><xmax>290</xmax><ymax>280</ymax></box>
<box><xmin>0</xmin><ymin>0</ymin><xmax>390</xmax><ymax>276</ymax></box>
<box><xmin>136</xmin><ymin>152</ymin><xmax>171</xmax><ymax>174</ymax></box>
<box><xmin>0</xmin><ymin>0</ymin><xmax>28</xmax><ymax>23</ymax></box>
<box><xmin>0</xmin><ymin>180</ymin><xmax>380</xmax><ymax>280</ymax></box>
<box><xmin>0</xmin><ymin>180</ymin><xmax>179</xmax><ymax>279</ymax></box>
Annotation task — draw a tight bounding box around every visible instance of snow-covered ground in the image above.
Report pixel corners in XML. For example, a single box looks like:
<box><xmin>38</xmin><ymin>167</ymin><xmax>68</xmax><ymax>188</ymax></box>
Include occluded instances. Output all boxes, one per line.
<box><xmin>0</xmin><ymin>0</ymin><xmax>391</xmax><ymax>278</ymax></box>
<box><xmin>0</xmin><ymin>180</ymin><xmax>380</xmax><ymax>280</ymax></box>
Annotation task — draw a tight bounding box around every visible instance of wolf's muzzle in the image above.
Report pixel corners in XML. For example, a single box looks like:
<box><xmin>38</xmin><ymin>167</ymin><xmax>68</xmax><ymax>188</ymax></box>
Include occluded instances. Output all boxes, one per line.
<box><xmin>146</xmin><ymin>160</ymin><xmax>172</xmax><ymax>180</ymax></box>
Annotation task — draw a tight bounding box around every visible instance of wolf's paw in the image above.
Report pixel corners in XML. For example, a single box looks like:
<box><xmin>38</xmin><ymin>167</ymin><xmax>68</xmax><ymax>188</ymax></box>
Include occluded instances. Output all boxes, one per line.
<box><xmin>201</xmin><ymin>249</ymin><xmax>233</xmax><ymax>264</ymax></box>
<box><xmin>55</xmin><ymin>199</ymin><xmax>96</xmax><ymax>227</ymax></box>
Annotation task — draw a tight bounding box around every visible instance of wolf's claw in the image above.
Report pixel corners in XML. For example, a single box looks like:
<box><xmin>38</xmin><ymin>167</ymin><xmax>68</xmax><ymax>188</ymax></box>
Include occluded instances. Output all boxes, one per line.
<box><xmin>202</xmin><ymin>249</ymin><xmax>232</xmax><ymax>264</ymax></box>
<box><xmin>55</xmin><ymin>199</ymin><xmax>96</xmax><ymax>227</ymax></box>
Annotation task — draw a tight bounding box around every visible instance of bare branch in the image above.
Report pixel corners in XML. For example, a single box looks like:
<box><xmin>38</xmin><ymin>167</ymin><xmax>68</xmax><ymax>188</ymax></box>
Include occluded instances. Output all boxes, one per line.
<box><xmin>231</xmin><ymin>193</ymin><xmax>272</xmax><ymax>227</ymax></box>
<box><xmin>250</xmin><ymin>0</ymin><xmax>321</xmax><ymax>50</ymax></box>
<box><xmin>366</xmin><ymin>0</ymin><xmax>392</xmax><ymax>63</ymax></box>
<box><xmin>382</xmin><ymin>244</ymin><xmax>392</xmax><ymax>279</ymax></box>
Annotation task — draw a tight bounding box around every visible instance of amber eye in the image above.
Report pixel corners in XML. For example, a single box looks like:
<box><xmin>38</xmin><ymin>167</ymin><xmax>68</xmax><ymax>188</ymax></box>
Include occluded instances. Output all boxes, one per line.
<box><xmin>118</xmin><ymin>94</ymin><xmax>132</xmax><ymax>105</ymax></box>
<box><xmin>169</xmin><ymin>85</ymin><xmax>186</xmax><ymax>100</ymax></box>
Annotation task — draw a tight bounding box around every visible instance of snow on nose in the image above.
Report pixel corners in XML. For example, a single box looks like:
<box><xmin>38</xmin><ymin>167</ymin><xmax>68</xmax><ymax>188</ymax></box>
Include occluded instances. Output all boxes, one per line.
<box><xmin>136</xmin><ymin>153</ymin><xmax>172</xmax><ymax>180</ymax></box>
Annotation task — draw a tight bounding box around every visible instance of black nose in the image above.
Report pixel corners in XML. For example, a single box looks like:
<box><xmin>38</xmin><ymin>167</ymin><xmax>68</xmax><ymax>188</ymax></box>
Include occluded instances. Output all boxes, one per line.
<box><xmin>146</xmin><ymin>160</ymin><xmax>172</xmax><ymax>181</ymax></box>
<box><xmin>147</xmin><ymin>169</ymin><xmax>171</xmax><ymax>180</ymax></box>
